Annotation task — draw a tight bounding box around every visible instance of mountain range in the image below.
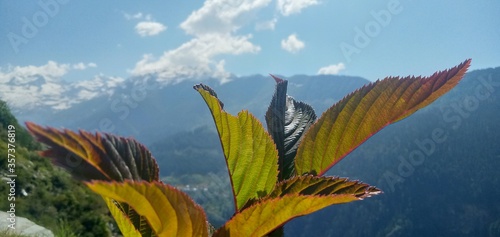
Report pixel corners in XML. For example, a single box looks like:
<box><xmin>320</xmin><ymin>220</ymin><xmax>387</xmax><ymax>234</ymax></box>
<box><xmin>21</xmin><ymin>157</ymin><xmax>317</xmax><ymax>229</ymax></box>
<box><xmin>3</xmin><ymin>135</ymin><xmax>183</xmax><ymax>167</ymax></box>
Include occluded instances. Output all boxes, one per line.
<box><xmin>1</xmin><ymin>65</ymin><xmax>500</xmax><ymax>236</ymax></box>
<box><xmin>2</xmin><ymin>72</ymin><xmax>369</xmax><ymax>144</ymax></box>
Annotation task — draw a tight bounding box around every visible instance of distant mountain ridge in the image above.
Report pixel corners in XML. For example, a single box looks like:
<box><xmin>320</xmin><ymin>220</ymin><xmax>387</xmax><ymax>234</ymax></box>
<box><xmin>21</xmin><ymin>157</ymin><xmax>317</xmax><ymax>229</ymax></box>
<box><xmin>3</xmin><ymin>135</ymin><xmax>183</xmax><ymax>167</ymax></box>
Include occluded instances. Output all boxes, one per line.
<box><xmin>4</xmin><ymin>73</ymin><xmax>369</xmax><ymax>144</ymax></box>
<box><xmin>2</xmin><ymin>65</ymin><xmax>499</xmax><ymax>236</ymax></box>
<box><xmin>3</xmin><ymin>66</ymin><xmax>499</xmax><ymax>145</ymax></box>
<box><xmin>0</xmin><ymin>73</ymin><xmax>125</xmax><ymax>111</ymax></box>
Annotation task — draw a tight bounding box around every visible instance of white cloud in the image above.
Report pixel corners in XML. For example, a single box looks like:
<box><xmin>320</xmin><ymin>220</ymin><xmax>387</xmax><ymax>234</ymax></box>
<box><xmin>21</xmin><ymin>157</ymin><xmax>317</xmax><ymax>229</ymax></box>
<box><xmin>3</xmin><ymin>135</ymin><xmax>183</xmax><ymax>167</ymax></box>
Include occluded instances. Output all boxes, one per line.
<box><xmin>72</xmin><ymin>63</ymin><xmax>85</xmax><ymax>70</ymax></box>
<box><xmin>277</xmin><ymin>0</ymin><xmax>319</xmax><ymax>16</ymax></box>
<box><xmin>0</xmin><ymin>61</ymin><xmax>70</xmax><ymax>109</ymax></box>
<box><xmin>72</xmin><ymin>62</ymin><xmax>97</xmax><ymax>70</ymax></box>
<box><xmin>0</xmin><ymin>61</ymin><xmax>98</xmax><ymax>85</ymax></box>
<box><xmin>124</xmin><ymin>12</ymin><xmax>152</xmax><ymax>21</ymax></box>
<box><xmin>74</xmin><ymin>75</ymin><xmax>125</xmax><ymax>99</ymax></box>
<box><xmin>255</xmin><ymin>18</ymin><xmax>278</xmax><ymax>31</ymax></box>
<box><xmin>0</xmin><ymin>62</ymin><xmax>125</xmax><ymax>110</ymax></box>
<box><xmin>135</xmin><ymin>21</ymin><xmax>167</xmax><ymax>37</ymax></box>
<box><xmin>131</xmin><ymin>34</ymin><xmax>260</xmax><ymax>84</ymax></box>
<box><xmin>281</xmin><ymin>34</ymin><xmax>305</xmax><ymax>53</ymax></box>
<box><xmin>0</xmin><ymin>61</ymin><xmax>125</xmax><ymax>111</ymax></box>
<box><xmin>0</xmin><ymin>61</ymin><xmax>69</xmax><ymax>83</ymax></box>
<box><xmin>123</xmin><ymin>12</ymin><xmax>165</xmax><ymax>37</ymax></box>
<box><xmin>131</xmin><ymin>0</ymin><xmax>271</xmax><ymax>84</ymax></box>
<box><xmin>317</xmin><ymin>63</ymin><xmax>346</xmax><ymax>75</ymax></box>
<box><xmin>180</xmin><ymin>0</ymin><xmax>272</xmax><ymax>36</ymax></box>
<box><xmin>124</xmin><ymin>12</ymin><xmax>143</xmax><ymax>20</ymax></box>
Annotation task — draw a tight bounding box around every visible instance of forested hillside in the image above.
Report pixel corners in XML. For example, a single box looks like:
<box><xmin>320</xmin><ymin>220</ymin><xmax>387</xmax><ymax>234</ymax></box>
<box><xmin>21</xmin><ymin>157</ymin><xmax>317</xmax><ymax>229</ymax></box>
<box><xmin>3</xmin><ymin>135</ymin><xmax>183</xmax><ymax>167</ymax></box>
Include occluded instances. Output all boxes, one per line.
<box><xmin>0</xmin><ymin>101</ymin><xmax>113</xmax><ymax>237</ymax></box>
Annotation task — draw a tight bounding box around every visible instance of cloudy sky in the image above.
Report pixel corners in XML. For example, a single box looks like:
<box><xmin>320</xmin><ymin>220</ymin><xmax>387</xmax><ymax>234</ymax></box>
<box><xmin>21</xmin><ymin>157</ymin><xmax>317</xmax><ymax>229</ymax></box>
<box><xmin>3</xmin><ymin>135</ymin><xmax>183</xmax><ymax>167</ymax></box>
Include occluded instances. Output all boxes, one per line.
<box><xmin>1</xmin><ymin>0</ymin><xmax>499</xmax><ymax>84</ymax></box>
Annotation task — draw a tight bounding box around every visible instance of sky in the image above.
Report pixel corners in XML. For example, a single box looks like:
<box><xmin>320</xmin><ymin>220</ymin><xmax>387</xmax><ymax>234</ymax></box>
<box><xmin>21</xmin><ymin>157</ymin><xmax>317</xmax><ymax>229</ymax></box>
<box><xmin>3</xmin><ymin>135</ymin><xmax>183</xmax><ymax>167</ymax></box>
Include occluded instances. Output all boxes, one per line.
<box><xmin>1</xmin><ymin>0</ymin><xmax>499</xmax><ymax>84</ymax></box>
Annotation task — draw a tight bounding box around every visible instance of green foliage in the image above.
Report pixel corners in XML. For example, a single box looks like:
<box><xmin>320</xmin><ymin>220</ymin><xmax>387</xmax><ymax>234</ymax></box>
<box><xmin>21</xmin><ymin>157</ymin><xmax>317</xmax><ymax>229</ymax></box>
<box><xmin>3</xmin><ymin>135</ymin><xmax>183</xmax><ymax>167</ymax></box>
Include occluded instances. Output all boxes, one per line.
<box><xmin>0</xmin><ymin>101</ymin><xmax>39</xmax><ymax>150</ymax></box>
<box><xmin>0</xmin><ymin>102</ymin><xmax>112</xmax><ymax>237</ymax></box>
<box><xmin>26</xmin><ymin>60</ymin><xmax>469</xmax><ymax>236</ymax></box>
<box><xmin>0</xmin><ymin>230</ymin><xmax>31</xmax><ymax>237</ymax></box>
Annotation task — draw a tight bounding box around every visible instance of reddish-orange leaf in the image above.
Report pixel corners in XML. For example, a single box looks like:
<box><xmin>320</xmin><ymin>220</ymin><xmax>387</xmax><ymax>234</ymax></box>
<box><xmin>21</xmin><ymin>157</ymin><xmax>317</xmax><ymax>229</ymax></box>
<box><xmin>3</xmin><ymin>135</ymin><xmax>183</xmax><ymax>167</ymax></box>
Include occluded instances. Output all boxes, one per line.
<box><xmin>214</xmin><ymin>193</ymin><xmax>363</xmax><ymax>237</ymax></box>
<box><xmin>25</xmin><ymin>122</ymin><xmax>159</xmax><ymax>182</ymax></box>
<box><xmin>295</xmin><ymin>59</ymin><xmax>471</xmax><ymax>176</ymax></box>
<box><xmin>268</xmin><ymin>175</ymin><xmax>380</xmax><ymax>199</ymax></box>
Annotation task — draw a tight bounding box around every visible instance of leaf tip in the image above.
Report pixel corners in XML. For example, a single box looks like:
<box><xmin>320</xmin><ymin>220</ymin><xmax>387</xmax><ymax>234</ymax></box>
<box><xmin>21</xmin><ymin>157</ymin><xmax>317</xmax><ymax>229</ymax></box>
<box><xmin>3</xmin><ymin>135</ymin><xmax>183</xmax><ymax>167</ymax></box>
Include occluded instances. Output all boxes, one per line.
<box><xmin>269</xmin><ymin>74</ymin><xmax>285</xmax><ymax>84</ymax></box>
<box><xmin>194</xmin><ymin>83</ymin><xmax>224</xmax><ymax>109</ymax></box>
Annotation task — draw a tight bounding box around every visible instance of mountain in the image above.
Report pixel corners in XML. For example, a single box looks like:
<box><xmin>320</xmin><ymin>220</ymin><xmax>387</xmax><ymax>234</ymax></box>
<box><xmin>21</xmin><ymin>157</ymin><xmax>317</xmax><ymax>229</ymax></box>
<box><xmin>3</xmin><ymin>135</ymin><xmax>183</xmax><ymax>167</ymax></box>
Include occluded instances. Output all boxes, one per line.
<box><xmin>3</xmin><ymin>65</ymin><xmax>500</xmax><ymax>236</ymax></box>
<box><xmin>4</xmin><ymin>73</ymin><xmax>369</xmax><ymax>144</ymax></box>
<box><xmin>0</xmin><ymin>72</ymin><xmax>125</xmax><ymax>123</ymax></box>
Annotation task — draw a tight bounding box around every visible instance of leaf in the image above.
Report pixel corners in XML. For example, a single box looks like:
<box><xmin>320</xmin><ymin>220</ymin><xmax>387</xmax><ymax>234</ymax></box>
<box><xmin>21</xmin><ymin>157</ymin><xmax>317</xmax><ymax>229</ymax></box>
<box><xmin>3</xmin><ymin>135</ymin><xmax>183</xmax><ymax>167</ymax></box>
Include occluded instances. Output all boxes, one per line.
<box><xmin>295</xmin><ymin>59</ymin><xmax>471</xmax><ymax>176</ymax></box>
<box><xmin>114</xmin><ymin>202</ymin><xmax>154</xmax><ymax>236</ymax></box>
<box><xmin>102</xmin><ymin>197</ymin><xmax>142</xmax><ymax>237</ymax></box>
<box><xmin>25</xmin><ymin>122</ymin><xmax>159</xmax><ymax>182</ymax></box>
<box><xmin>265</xmin><ymin>75</ymin><xmax>317</xmax><ymax>181</ymax></box>
<box><xmin>26</xmin><ymin>122</ymin><xmax>160</xmax><ymax>235</ymax></box>
<box><xmin>268</xmin><ymin>175</ymin><xmax>380</xmax><ymax>199</ymax></box>
<box><xmin>194</xmin><ymin>84</ymin><xmax>279</xmax><ymax>211</ymax></box>
<box><xmin>214</xmin><ymin>193</ymin><xmax>367</xmax><ymax>237</ymax></box>
<box><xmin>87</xmin><ymin>180</ymin><xmax>209</xmax><ymax>237</ymax></box>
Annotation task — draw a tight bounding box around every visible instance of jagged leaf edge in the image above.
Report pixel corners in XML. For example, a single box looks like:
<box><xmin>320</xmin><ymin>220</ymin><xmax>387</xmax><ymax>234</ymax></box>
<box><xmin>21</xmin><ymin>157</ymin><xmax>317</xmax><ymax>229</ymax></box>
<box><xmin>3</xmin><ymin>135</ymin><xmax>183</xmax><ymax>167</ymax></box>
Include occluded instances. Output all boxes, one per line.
<box><xmin>268</xmin><ymin>175</ymin><xmax>381</xmax><ymax>199</ymax></box>
<box><xmin>102</xmin><ymin>197</ymin><xmax>142</xmax><ymax>237</ymax></box>
<box><xmin>295</xmin><ymin>59</ymin><xmax>471</xmax><ymax>176</ymax></box>
<box><xmin>25</xmin><ymin>122</ymin><xmax>160</xmax><ymax>182</ymax></box>
<box><xmin>213</xmin><ymin>193</ymin><xmax>365</xmax><ymax>237</ymax></box>
<box><xmin>194</xmin><ymin>84</ymin><xmax>279</xmax><ymax>211</ymax></box>
<box><xmin>265</xmin><ymin>75</ymin><xmax>317</xmax><ymax>181</ymax></box>
<box><xmin>87</xmin><ymin>180</ymin><xmax>209</xmax><ymax>237</ymax></box>
<box><xmin>26</xmin><ymin>122</ymin><xmax>160</xmax><ymax>234</ymax></box>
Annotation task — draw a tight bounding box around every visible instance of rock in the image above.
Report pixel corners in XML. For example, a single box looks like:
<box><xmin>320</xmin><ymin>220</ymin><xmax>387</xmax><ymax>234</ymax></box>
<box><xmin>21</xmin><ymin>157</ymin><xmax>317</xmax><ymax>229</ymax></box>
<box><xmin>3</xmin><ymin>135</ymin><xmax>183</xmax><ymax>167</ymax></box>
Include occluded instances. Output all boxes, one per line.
<box><xmin>0</xmin><ymin>211</ymin><xmax>54</xmax><ymax>237</ymax></box>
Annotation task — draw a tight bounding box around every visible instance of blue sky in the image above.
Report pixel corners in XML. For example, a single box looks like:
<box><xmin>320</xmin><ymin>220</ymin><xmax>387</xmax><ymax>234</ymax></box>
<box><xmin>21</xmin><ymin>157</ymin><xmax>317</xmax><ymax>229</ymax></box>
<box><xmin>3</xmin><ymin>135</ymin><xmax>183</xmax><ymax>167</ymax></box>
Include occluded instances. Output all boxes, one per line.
<box><xmin>1</xmin><ymin>0</ymin><xmax>499</xmax><ymax>84</ymax></box>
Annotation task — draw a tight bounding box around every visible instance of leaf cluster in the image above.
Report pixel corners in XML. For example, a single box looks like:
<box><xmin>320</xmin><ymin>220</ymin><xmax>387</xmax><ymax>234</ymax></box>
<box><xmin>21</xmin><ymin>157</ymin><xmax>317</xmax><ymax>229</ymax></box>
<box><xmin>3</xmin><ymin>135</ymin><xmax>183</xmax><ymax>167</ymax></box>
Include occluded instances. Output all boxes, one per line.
<box><xmin>26</xmin><ymin>59</ymin><xmax>470</xmax><ymax>236</ymax></box>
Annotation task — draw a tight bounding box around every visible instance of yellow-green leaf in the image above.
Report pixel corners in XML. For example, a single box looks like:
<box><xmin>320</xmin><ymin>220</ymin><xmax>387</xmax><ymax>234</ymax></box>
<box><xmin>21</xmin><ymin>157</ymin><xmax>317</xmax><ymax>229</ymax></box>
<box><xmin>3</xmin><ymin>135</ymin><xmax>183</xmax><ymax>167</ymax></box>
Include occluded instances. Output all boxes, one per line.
<box><xmin>295</xmin><ymin>59</ymin><xmax>471</xmax><ymax>176</ymax></box>
<box><xmin>87</xmin><ymin>180</ymin><xmax>209</xmax><ymax>237</ymax></box>
<box><xmin>102</xmin><ymin>197</ymin><xmax>142</xmax><ymax>237</ymax></box>
<box><xmin>214</xmin><ymin>194</ymin><xmax>362</xmax><ymax>237</ymax></box>
<box><xmin>194</xmin><ymin>84</ymin><xmax>279</xmax><ymax>211</ymax></box>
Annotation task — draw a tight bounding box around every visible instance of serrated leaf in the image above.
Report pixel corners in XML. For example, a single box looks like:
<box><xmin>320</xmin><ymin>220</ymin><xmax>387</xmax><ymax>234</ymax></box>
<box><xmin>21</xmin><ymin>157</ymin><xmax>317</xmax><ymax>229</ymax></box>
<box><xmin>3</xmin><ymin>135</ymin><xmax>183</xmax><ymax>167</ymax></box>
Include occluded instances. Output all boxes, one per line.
<box><xmin>269</xmin><ymin>175</ymin><xmax>380</xmax><ymax>198</ymax></box>
<box><xmin>214</xmin><ymin>193</ymin><xmax>364</xmax><ymax>237</ymax></box>
<box><xmin>114</xmin><ymin>202</ymin><xmax>154</xmax><ymax>236</ymax></box>
<box><xmin>87</xmin><ymin>181</ymin><xmax>209</xmax><ymax>237</ymax></box>
<box><xmin>25</xmin><ymin>122</ymin><xmax>159</xmax><ymax>182</ymax></box>
<box><xmin>194</xmin><ymin>84</ymin><xmax>279</xmax><ymax>211</ymax></box>
<box><xmin>103</xmin><ymin>197</ymin><xmax>142</xmax><ymax>237</ymax></box>
<box><xmin>26</xmin><ymin>122</ymin><xmax>160</xmax><ymax>235</ymax></box>
<box><xmin>295</xmin><ymin>59</ymin><xmax>471</xmax><ymax>176</ymax></box>
<box><xmin>265</xmin><ymin>75</ymin><xmax>317</xmax><ymax>181</ymax></box>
